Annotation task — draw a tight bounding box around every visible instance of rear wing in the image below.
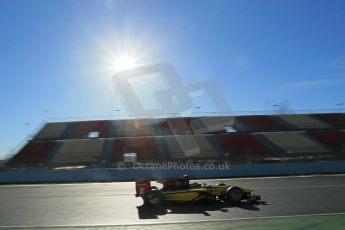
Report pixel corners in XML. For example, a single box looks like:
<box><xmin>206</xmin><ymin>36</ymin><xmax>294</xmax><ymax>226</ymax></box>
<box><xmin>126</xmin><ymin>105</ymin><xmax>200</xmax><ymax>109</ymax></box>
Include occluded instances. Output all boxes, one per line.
<box><xmin>135</xmin><ymin>179</ymin><xmax>151</xmax><ymax>197</ymax></box>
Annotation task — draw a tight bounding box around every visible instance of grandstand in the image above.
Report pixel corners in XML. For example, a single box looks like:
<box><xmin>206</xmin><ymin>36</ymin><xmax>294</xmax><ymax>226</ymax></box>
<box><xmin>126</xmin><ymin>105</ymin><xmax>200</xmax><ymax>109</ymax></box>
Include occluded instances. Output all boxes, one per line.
<box><xmin>51</xmin><ymin>139</ymin><xmax>105</xmax><ymax>165</ymax></box>
<box><xmin>34</xmin><ymin>122</ymin><xmax>69</xmax><ymax>140</ymax></box>
<box><xmin>4</xmin><ymin>113</ymin><xmax>345</xmax><ymax>168</ymax></box>
<box><xmin>260</xmin><ymin>131</ymin><xmax>329</xmax><ymax>154</ymax></box>
<box><xmin>277</xmin><ymin>114</ymin><xmax>331</xmax><ymax>130</ymax></box>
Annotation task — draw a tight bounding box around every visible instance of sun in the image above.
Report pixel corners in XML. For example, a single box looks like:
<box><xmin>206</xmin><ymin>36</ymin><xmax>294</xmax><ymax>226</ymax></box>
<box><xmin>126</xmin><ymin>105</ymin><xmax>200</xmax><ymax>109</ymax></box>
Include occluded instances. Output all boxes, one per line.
<box><xmin>113</xmin><ymin>54</ymin><xmax>138</xmax><ymax>72</ymax></box>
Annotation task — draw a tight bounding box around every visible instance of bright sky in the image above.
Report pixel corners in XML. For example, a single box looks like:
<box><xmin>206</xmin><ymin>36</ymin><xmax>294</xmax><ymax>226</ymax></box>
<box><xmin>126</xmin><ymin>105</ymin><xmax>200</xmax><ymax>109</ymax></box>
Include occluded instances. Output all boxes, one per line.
<box><xmin>0</xmin><ymin>0</ymin><xmax>344</xmax><ymax>159</ymax></box>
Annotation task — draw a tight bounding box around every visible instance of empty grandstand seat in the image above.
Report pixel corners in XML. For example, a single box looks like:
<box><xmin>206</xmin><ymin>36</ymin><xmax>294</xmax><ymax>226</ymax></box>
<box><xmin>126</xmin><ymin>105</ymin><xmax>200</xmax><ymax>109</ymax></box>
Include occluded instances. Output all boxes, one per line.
<box><xmin>34</xmin><ymin>122</ymin><xmax>69</xmax><ymax>140</ymax></box>
<box><xmin>215</xmin><ymin>133</ymin><xmax>272</xmax><ymax>156</ymax></box>
<box><xmin>156</xmin><ymin>119</ymin><xmax>174</xmax><ymax>135</ymax></box>
<box><xmin>235</xmin><ymin>115</ymin><xmax>291</xmax><ymax>132</ymax></box>
<box><xmin>163</xmin><ymin>135</ymin><xmax>217</xmax><ymax>159</ymax></box>
<box><xmin>312</xmin><ymin>113</ymin><xmax>345</xmax><ymax>129</ymax></box>
<box><xmin>166</xmin><ymin>117</ymin><xmax>194</xmax><ymax>135</ymax></box>
<box><xmin>191</xmin><ymin>116</ymin><xmax>234</xmax><ymax>134</ymax></box>
<box><xmin>261</xmin><ymin>131</ymin><xmax>329</xmax><ymax>154</ymax></box>
<box><xmin>109</xmin><ymin>119</ymin><xmax>153</xmax><ymax>137</ymax></box>
<box><xmin>151</xmin><ymin>118</ymin><xmax>196</xmax><ymax>136</ymax></box>
<box><xmin>153</xmin><ymin>136</ymin><xmax>171</xmax><ymax>160</ymax></box>
<box><xmin>7</xmin><ymin>141</ymin><xmax>56</xmax><ymax>165</ymax></box>
<box><xmin>71</xmin><ymin>120</ymin><xmax>110</xmax><ymax>139</ymax></box>
<box><xmin>114</xmin><ymin>119</ymin><xmax>137</xmax><ymax>129</ymax></box>
<box><xmin>278</xmin><ymin>114</ymin><xmax>331</xmax><ymax>130</ymax></box>
<box><xmin>51</xmin><ymin>139</ymin><xmax>105</xmax><ymax>165</ymax></box>
<box><xmin>308</xmin><ymin>130</ymin><xmax>345</xmax><ymax>152</ymax></box>
<box><xmin>112</xmin><ymin>137</ymin><xmax>158</xmax><ymax>161</ymax></box>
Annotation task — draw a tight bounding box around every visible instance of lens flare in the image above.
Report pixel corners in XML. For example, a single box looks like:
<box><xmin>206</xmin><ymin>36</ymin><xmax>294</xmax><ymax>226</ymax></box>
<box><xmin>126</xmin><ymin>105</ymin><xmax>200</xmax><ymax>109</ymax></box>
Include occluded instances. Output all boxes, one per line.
<box><xmin>114</xmin><ymin>54</ymin><xmax>138</xmax><ymax>72</ymax></box>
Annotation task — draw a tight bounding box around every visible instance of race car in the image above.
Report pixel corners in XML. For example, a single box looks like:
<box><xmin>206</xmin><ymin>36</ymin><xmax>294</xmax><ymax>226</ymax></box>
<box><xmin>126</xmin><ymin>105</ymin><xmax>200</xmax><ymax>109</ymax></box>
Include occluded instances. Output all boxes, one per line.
<box><xmin>135</xmin><ymin>175</ymin><xmax>261</xmax><ymax>206</ymax></box>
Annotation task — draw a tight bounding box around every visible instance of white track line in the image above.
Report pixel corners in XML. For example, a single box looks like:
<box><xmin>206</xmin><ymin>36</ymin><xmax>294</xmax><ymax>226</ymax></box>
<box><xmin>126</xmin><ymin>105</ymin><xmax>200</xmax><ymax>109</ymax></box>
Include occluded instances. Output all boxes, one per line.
<box><xmin>0</xmin><ymin>212</ymin><xmax>344</xmax><ymax>228</ymax></box>
<box><xmin>254</xmin><ymin>184</ymin><xmax>345</xmax><ymax>190</ymax></box>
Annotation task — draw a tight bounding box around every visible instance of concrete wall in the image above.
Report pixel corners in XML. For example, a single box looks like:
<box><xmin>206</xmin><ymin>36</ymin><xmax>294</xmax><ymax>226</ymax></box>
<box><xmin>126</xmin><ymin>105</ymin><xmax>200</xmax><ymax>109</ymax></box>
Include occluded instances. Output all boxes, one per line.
<box><xmin>1</xmin><ymin>161</ymin><xmax>345</xmax><ymax>184</ymax></box>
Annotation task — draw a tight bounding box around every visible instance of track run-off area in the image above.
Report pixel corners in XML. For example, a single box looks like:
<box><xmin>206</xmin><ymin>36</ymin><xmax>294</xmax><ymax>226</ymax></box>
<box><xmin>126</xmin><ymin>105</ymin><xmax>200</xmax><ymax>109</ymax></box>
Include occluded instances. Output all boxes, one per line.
<box><xmin>1</xmin><ymin>174</ymin><xmax>345</xmax><ymax>229</ymax></box>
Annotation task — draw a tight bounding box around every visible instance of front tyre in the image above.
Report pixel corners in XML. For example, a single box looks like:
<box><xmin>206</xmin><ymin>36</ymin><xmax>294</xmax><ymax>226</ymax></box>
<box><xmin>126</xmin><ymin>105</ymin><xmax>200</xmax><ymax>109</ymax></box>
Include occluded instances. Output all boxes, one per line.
<box><xmin>145</xmin><ymin>189</ymin><xmax>163</xmax><ymax>206</ymax></box>
<box><xmin>227</xmin><ymin>186</ymin><xmax>243</xmax><ymax>203</ymax></box>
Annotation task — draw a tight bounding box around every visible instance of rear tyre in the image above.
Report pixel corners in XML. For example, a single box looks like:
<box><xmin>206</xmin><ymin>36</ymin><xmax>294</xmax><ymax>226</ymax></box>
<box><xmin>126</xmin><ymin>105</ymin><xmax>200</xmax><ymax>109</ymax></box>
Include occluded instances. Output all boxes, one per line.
<box><xmin>145</xmin><ymin>189</ymin><xmax>163</xmax><ymax>206</ymax></box>
<box><xmin>226</xmin><ymin>186</ymin><xmax>243</xmax><ymax>203</ymax></box>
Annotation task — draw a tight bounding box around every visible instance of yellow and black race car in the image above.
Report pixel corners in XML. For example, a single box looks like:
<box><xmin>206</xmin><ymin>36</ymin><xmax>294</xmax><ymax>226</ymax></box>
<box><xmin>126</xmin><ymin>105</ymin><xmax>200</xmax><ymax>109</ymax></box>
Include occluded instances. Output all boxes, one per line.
<box><xmin>135</xmin><ymin>175</ymin><xmax>261</xmax><ymax>206</ymax></box>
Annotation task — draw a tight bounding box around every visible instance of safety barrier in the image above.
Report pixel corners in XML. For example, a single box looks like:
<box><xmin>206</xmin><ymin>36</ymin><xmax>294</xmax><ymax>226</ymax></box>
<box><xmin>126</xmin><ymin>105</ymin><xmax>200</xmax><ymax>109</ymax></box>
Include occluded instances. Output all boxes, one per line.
<box><xmin>1</xmin><ymin>161</ymin><xmax>345</xmax><ymax>184</ymax></box>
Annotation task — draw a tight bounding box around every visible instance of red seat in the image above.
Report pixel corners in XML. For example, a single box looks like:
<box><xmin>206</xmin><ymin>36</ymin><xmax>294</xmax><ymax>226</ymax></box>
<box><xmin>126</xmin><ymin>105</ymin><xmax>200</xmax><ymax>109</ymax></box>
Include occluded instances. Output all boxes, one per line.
<box><xmin>308</xmin><ymin>130</ymin><xmax>345</xmax><ymax>152</ymax></box>
<box><xmin>215</xmin><ymin>133</ymin><xmax>273</xmax><ymax>156</ymax></box>
<box><xmin>7</xmin><ymin>141</ymin><xmax>55</xmax><ymax>165</ymax></box>
<box><xmin>237</xmin><ymin>115</ymin><xmax>290</xmax><ymax>132</ymax></box>
<box><xmin>312</xmin><ymin>113</ymin><xmax>345</xmax><ymax>129</ymax></box>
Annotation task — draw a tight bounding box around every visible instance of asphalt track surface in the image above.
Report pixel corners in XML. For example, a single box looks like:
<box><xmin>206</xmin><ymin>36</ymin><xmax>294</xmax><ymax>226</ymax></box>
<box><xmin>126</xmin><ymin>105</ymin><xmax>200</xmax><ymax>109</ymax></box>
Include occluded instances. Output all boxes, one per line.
<box><xmin>0</xmin><ymin>174</ymin><xmax>345</xmax><ymax>228</ymax></box>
